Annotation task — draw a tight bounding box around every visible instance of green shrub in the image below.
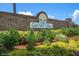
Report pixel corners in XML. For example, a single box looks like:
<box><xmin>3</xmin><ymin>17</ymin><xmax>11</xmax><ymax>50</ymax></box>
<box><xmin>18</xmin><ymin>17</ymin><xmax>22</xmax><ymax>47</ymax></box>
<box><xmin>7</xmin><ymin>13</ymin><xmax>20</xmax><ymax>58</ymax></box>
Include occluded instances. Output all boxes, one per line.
<box><xmin>0</xmin><ymin>49</ymin><xmax>9</xmax><ymax>56</ymax></box>
<box><xmin>46</xmin><ymin>29</ymin><xmax>56</xmax><ymax>42</ymax></box>
<box><xmin>0</xmin><ymin>28</ymin><xmax>20</xmax><ymax>50</ymax></box>
<box><xmin>38</xmin><ymin>29</ymin><xmax>47</xmax><ymax>42</ymax></box>
<box><xmin>37</xmin><ymin>29</ymin><xmax>55</xmax><ymax>41</ymax></box>
<box><xmin>18</xmin><ymin>31</ymin><xmax>28</xmax><ymax>44</ymax></box>
<box><xmin>61</xmin><ymin>27</ymin><xmax>79</xmax><ymax>37</ymax></box>
<box><xmin>26</xmin><ymin>29</ymin><xmax>36</xmax><ymax>50</ymax></box>
<box><xmin>68</xmin><ymin>27</ymin><xmax>79</xmax><ymax>36</ymax></box>
<box><xmin>61</xmin><ymin>28</ymin><xmax>69</xmax><ymax>36</ymax></box>
<box><xmin>34</xmin><ymin>31</ymin><xmax>39</xmax><ymax>43</ymax></box>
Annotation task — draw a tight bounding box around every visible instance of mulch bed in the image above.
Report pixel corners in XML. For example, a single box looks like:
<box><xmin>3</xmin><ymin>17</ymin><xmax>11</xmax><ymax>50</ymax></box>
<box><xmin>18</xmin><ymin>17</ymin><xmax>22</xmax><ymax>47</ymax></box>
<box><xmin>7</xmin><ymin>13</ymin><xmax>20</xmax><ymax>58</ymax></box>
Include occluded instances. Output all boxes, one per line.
<box><xmin>14</xmin><ymin>44</ymin><xmax>26</xmax><ymax>49</ymax></box>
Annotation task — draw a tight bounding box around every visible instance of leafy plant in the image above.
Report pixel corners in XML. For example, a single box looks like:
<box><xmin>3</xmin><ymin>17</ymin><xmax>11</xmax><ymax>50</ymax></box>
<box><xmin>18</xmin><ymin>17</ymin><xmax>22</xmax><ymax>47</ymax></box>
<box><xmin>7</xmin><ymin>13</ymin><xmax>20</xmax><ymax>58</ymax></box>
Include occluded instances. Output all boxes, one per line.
<box><xmin>19</xmin><ymin>32</ymin><xmax>27</xmax><ymax>45</ymax></box>
<box><xmin>38</xmin><ymin>29</ymin><xmax>47</xmax><ymax>42</ymax></box>
<box><xmin>0</xmin><ymin>28</ymin><xmax>20</xmax><ymax>50</ymax></box>
<box><xmin>61</xmin><ymin>28</ymin><xmax>69</xmax><ymax>36</ymax></box>
<box><xmin>46</xmin><ymin>29</ymin><xmax>56</xmax><ymax>42</ymax></box>
<box><xmin>26</xmin><ymin>29</ymin><xmax>36</xmax><ymax>50</ymax></box>
<box><xmin>61</xmin><ymin>27</ymin><xmax>79</xmax><ymax>37</ymax></box>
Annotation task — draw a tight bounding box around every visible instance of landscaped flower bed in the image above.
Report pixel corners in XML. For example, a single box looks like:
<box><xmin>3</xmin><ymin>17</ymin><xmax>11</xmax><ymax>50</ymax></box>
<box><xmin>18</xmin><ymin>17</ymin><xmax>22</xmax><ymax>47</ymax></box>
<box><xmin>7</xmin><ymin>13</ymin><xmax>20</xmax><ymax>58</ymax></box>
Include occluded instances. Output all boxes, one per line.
<box><xmin>0</xmin><ymin>27</ymin><xmax>79</xmax><ymax>56</ymax></box>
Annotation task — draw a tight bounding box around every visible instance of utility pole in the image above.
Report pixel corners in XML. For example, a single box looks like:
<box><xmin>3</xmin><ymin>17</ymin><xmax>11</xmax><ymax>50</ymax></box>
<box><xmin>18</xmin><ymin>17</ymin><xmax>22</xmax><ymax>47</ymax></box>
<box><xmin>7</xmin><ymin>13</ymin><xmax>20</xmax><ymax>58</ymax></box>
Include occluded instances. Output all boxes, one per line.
<box><xmin>13</xmin><ymin>3</ymin><xmax>16</xmax><ymax>15</ymax></box>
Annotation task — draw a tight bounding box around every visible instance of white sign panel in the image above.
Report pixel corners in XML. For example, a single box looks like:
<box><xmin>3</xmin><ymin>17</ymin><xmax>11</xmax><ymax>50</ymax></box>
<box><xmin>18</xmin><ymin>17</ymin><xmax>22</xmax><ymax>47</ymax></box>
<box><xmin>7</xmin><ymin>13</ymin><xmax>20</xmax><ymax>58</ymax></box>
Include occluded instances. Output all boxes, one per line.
<box><xmin>30</xmin><ymin>22</ymin><xmax>53</xmax><ymax>28</ymax></box>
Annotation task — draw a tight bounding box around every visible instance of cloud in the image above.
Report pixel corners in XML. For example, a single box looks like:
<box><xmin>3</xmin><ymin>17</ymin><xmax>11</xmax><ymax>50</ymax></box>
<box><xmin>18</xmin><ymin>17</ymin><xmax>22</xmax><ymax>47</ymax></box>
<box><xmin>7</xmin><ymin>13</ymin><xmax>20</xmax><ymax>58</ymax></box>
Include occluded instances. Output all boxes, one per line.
<box><xmin>72</xmin><ymin>9</ymin><xmax>79</xmax><ymax>20</ymax></box>
<box><xmin>18</xmin><ymin>11</ymin><xmax>33</xmax><ymax>16</ymax></box>
<box><xmin>18</xmin><ymin>11</ymin><xmax>55</xmax><ymax>19</ymax></box>
<box><xmin>48</xmin><ymin>15</ymin><xmax>54</xmax><ymax>19</ymax></box>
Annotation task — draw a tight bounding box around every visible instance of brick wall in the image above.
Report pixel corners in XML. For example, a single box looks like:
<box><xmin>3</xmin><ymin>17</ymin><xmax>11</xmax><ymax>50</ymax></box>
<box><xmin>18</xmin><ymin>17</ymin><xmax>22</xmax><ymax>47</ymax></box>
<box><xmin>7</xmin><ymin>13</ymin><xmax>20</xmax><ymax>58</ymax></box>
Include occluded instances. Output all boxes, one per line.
<box><xmin>0</xmin><ymin>12</ymin><xmax>74</xmax><ymax>31</ymax></box>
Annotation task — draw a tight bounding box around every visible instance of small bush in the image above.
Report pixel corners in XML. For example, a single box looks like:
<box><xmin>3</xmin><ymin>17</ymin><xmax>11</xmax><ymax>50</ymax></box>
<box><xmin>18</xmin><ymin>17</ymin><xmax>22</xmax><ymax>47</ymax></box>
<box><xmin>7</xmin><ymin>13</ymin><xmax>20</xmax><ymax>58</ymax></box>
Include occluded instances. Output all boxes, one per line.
<box><xmin>0</xmin><ymin>28</ymin><xmax>20</xmax><ymax>50</ymax></box>
<box><xmin>61</xmin><ymin>27</ymin><xmax>79</xmax><ymax>37</ymax></box>
<box><xmin>38</xmin><ymin>29</ymin><xmax>55</xmax><ymax>42</ymax></box>
<box><xmin>61</xmin><ymin>28</ymin><xmax>69</xmax><ymax>36</ymax></box>
<box><xmin>26</xmin><ymin>29</ymin><xmax>36</xmax><ymax>50</ymax></box>
<box><xmin>38</xmin><ymin>29</ymin><xmax>47</xmax><ymax>42</ymax></box>
<box><xmin>19</xmin><ymin>32</ymin><xmax>27</xmax><ymax>44</ymax></box>
<box><xmin>46</xmin><ymin>29</ymin><xmax>56</xmax><ymax>42</ymax></box>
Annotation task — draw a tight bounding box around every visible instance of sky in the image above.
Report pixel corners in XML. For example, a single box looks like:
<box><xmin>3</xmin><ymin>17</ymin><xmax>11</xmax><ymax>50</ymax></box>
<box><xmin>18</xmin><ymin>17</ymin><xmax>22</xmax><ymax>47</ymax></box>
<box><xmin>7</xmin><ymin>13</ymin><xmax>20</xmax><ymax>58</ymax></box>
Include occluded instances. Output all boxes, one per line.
<box><xmin>0</xmin><ymin>3</ymin><xmax>79</xmax><ymax>24</ymax></box>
